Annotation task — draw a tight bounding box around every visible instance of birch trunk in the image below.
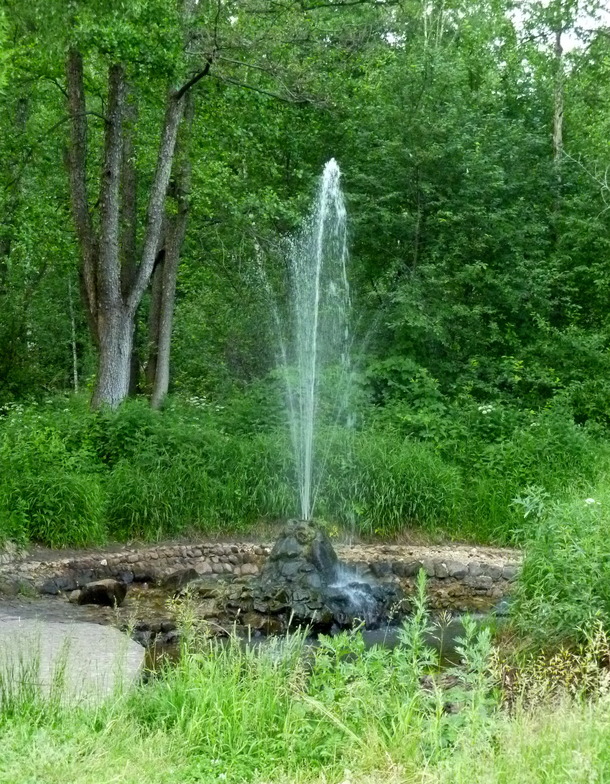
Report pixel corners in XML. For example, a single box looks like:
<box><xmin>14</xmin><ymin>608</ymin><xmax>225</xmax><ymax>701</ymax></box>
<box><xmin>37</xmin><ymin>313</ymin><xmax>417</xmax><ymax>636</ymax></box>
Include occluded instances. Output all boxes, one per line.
<box><xmin>553</xmin><ymin>26</ymin><xmax>564</xmax><ymax>174</ymax></box>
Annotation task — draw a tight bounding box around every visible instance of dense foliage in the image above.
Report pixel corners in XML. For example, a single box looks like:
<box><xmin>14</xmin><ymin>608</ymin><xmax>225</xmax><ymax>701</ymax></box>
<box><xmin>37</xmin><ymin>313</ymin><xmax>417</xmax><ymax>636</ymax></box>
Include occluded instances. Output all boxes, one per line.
<box><xmin>0</xmin><ymin>394</ymin><xmax>607</xmax><ymax>549</ymax></box>
<box><xmin>2</xmin><ymin>0</ymin><xmax>610</xmax><ymax>408</ymax></box>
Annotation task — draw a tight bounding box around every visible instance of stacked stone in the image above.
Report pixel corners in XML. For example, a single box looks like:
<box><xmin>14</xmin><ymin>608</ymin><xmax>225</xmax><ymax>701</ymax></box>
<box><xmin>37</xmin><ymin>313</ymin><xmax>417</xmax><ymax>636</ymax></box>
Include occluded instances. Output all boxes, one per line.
<box><xmin>341</xmin><ymin>556</ymin><xmax>520</xmax><ymax>612</ymax></box>
<box><xmin>0</xmin><ymin>543</ymin><xmax>269</xmax><ymax>596</ymax></box>
<box><xmin>0</xmin><ymin>540</ymin><xmax>521</xmax><ymax>611</ymax></box>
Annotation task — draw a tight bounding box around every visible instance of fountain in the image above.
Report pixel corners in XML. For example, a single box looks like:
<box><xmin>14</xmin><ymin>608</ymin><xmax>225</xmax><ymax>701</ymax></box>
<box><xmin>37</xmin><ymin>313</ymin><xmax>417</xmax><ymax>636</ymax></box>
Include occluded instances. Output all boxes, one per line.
<box><xmin>219</xmin><ymin>519</ymin><xmax>402</xmax><ymax>632</ymax></box>
<box><xmin>282</xmin><ymin>157</ymin><xmax>351</xmax><ymax>521</ymax></box>
<box><xmin>227</xmin><ymin>161</ymin><xmax>404</xmax><ymax>632</ymax></box>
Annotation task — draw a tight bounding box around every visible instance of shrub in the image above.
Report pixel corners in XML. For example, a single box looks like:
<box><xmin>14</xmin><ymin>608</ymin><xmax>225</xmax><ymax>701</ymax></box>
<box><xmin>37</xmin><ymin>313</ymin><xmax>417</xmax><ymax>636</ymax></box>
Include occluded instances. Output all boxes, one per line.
<box><xmin>0</xmin><ymin>402</ymin><xmax>105</xmax><ymax>546</ymax></box>
<box><xmin>0</xmin><ymin>487</ymin><xmax>28</xmax><ymax>546</ymax></box>
<box><xmin>13</xmin><ymin>471</ymin><xmax>105</xmax><ymax>547</ymax></box>
<box><xmin>0</xmin><ymin>392</ymin><xmax>608</xmax><ymax>548</ymax></box>
<box><xmin>513</xmin><ymin>483</ymin><xmax>610</xmax><ymax>642</ymax></box>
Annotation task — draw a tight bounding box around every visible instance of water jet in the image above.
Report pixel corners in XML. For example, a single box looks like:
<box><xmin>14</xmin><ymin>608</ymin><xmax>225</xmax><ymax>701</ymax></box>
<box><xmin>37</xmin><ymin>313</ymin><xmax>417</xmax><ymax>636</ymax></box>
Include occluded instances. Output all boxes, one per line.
<box><xmin>249</xmin><ymin>161</ymin><xmax>403</xmax><ymax>630</ymax></box>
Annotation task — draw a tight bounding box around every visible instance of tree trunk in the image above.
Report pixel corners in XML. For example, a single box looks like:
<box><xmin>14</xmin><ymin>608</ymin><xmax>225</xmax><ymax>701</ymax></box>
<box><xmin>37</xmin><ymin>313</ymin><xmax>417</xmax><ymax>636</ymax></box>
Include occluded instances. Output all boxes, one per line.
<box><xmin>150</xmin><ymin>93</ymin><xmax>195</xmax><ymax>409</ymax></box>
<box><xmin>120</xmin><ymin>86</ymin><xmax>140</xmax><ymax>394</ymax></box>
<box><xmin>91</xmin><ymin>306</ymin><xmax>134</xmax><ymax>408</ymax></box>
<box><xmin>68</xmin><ymin>278</ymin><xmax>79</xmax><ymax>393</ymax></box>
<box><xmin>64</xmin><ymin>0</ymin><xmax>209</xmax><ymax>409</ymax></box>
<box><xmin>146</xmin><ymin>248</ymin><xmax>165</xmax><ymax>390</ymax></box>
<box><xmin>553</xmin><ymin>26</ymin><xmax>564</xmax><ymax>176</ymax></box>
<box><xmin>65</xmin><ymin>52</ymin><xmax>208</xmax><ymax>409</ymax></box>
<box><xmin>86</xmin><ymin>62</ymin><xmax>129</xmax><ymax>409</ymax></box>
<box><xmin>150</xmin><ymin>222</ymin><xmax>184</xmax><ymax>409</ymax></box>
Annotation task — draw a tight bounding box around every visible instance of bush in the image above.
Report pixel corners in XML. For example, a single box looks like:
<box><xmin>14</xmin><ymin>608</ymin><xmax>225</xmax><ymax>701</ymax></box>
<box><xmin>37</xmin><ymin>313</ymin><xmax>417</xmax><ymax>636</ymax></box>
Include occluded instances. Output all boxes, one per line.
<box><xmin>0</xmin><ymin>392</ymin><xmax>608</xmax><ymax>548</ymax></box>
<box><xmin>13</xmin><ymin>471</ymin><xmax>105</xmax><ymax>547</ymax></box>
<box><xmin>513</xmin><ymin>483</ymin><xmax>610</xmax><ymax>642</ymax></box>
<box><xmin>0</xmin><ymin>401</ymin><xmax>106</xmax><ymax>546</ymax></box>
<box><xmin>465</xmin><ymin>409</ymin><xmax>608</xmax><ymax>542</ymax></box>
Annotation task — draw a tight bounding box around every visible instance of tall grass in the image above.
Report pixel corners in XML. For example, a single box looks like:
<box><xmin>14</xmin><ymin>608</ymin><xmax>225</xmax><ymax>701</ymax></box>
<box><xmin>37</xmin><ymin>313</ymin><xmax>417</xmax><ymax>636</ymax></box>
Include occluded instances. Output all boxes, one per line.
<box><xmin>513</xmin><ymin>481</ymin><xmax>610</xmax><ymax>642</ymax></box>
<box><xmin>1</xmin><ymin>577</ymin><xmax>610</xmax><ymax>783</ymax></box>
<box><xmin>0</xmin><ymin>394</ymin><xmax>608</xmax><ymax>547</ymax></box>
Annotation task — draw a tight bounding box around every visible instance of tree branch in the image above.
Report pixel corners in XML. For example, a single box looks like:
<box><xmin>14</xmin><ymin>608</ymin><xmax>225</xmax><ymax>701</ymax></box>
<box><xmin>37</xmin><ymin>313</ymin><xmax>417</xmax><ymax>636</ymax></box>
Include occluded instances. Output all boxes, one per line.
<box><xmin>98</xmin><ymin>63</ymin><xmax>126</xmax><ymax>307</ymax></box>
<box><xmin>211</xmin><ymin>73</ymin><xmax>314</xmax><ymax>104</ymax></box>
<box><xmin>564</xmin><ymin>151</ymin><xmax>610</xmax><ymax>215</ymax></box>
<box><xmin>216</xmin><ymin>55</ymin><xmax>282</xmax><ymax>73</ymax></box>
<box><xmin>65</xmin><ymin>48</ymin><xmax>99</xmax><ymax>341</ymax></box>
<box><xmin>298</xmin><ymin>0</ymin><xmax>401</xmax><ymax>7</ymax></box>
<box><xmin>174</xmin><ymin>58</ymin><xmax>213</xmax><ymax>101</ymax></box>
<box><xmin>249</xmin><ymin>0</ymin><xmax>401</xmax><ymax>11</ymax></box>
<box><xmin>127</xmin><ymin>0</ymin><xmax>207</xmax><ymax>314</ymax></box>
<box><xmin>150</xmin><ymin>91</ymin><xmax>195</xmax><ymax>409</ymax></box>
<box><xmin>127</xmin><ymin>91</ymin><xmax>185</xmax><ymax>313</ymax></box>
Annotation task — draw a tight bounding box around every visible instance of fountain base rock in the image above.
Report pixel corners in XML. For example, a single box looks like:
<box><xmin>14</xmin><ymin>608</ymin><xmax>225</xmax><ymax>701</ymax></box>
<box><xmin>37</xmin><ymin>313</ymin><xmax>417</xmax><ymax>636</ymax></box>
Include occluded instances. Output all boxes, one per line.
<box><xmin>221</xmin><ymin>521</ymin><xmax>404</xmax><ymax>632</ymax></box>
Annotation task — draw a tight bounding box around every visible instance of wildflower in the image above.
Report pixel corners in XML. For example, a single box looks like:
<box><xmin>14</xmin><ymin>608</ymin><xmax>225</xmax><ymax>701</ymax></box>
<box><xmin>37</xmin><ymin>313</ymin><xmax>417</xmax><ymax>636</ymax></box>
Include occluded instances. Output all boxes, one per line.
<box><xmin>584</xmin><ymin>498</ymin><xmax>600</xmax><ymax>505</ymax></box>
<box><xmin>477</xmin><ymin>404</ymin><xmax>494</xmax><ymax>414</ymax></box>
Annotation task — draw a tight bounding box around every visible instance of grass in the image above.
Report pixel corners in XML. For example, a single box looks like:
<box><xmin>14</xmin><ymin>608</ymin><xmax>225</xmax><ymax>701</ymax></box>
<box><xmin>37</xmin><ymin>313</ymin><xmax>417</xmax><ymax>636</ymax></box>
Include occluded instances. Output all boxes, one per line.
<box><xmin>4</xmin><ymin>699</ymin><xmax>610</xmax><ymax>784</ymax></box>
<box><xmin>512</xmin><ymin>480</ymin><xmax>610</xmax><ymax>643</ymax></box>
<box><xmin>1</xmin><ymin>369</ymin><xmax>609</xmax><ymax>777</ymax></box>
<box><xmin>1</xmin><ymin>393</ymin><xmax>609</xmax><ymax>548</ymax></box>
<box><xmin>1</xmin><ymin>578</ymin><xmax>610</xmax><ymax>783</ymax></box>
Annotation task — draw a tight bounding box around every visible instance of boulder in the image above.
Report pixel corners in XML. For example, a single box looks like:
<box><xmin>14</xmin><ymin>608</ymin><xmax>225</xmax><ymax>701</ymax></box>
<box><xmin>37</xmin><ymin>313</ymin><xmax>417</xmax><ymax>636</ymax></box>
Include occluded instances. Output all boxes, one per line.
<box><xmin>77</xmin><ymin>579</ymin><xmax>127</xmax><ymax>607</ymax></box>
<box><xmin>178</xmin><ymin>576</ymin><xmax>222</xmax><ymax>599</ymax></box>
<box><xmin>227</xmin><ymin>520</ymin><xmax>404</xmax><ymax>632</ymax></box>
<box><xmin>40</xmin><ymin>575</ymin><xmax>77</xmax><ymax>595</ymax></box>
<box><xmin>162</xmin><ymin>568</ymin><xmax>200</xmax><ymax>593</ymax></box>
<box><xmin>0</xmin><ymin>578</ymin><xmax>30</xmax><ymax>597</ymax></box>
<box><xmin>0</xmin><ymin>619</ymin><xmax>144</xmax><ymax>702</ymax></box>
<box><xmin>132</xmin><ymin>567</ymin><xmax>159</xmax><ymax>584</ymax></box>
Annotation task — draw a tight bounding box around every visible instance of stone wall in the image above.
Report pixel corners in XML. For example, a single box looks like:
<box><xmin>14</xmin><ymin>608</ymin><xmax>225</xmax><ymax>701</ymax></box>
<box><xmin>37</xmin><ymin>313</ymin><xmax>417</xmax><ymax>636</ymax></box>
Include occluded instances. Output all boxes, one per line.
<box><xmin>336</xmin><ymin>544</ymin><xmax>520</xmax><ymax>611</ymax></box>
<box><xmin>0</xmin><ymin>543</ymin><xmax>265</xmax><ymax>595</ymax></box>
<box><xmin>0</xmin><ymin>541</ymin><xmax>521</xmax><ymax>612</ymax></box>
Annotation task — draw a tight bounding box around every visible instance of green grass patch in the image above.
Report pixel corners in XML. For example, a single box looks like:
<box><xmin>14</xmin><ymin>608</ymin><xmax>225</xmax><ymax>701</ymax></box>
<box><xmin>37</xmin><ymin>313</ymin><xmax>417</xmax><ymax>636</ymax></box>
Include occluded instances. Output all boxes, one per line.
<box><xmin>0</xmin><ymin>393</ymin><xmax>608</xmax><ymax>547</ymax></box>
<box><xmin>1</xmin><ymin>580</ymin><xmax>610</xmax><ymax>783</ymax></box>
<box><xmin>513</xmin><ymin>480</ymin><xmax>610</xmax><ymax>643</ymax></box>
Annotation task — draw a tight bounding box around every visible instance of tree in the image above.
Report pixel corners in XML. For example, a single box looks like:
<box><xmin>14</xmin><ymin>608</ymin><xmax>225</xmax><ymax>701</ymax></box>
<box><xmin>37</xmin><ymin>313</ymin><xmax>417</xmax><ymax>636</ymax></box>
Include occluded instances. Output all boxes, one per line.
<box><xmin>147</xmin><ymin>92</ymin><xmax>194</xmax><ymax>408</ymax></box>
<box><xmin>5</xmin><ymin>0</ymin><xmax>402</xmax><ymax>406</ymax></box>
<box><xmin>63</xmin><ymin>1</ymin><xmax>214</xmax><ymax>408</ymax></box>
<box><xmin>3</xmin><ymin>0</ymin><xmax>610</xmax><ymax>416</ymax></box>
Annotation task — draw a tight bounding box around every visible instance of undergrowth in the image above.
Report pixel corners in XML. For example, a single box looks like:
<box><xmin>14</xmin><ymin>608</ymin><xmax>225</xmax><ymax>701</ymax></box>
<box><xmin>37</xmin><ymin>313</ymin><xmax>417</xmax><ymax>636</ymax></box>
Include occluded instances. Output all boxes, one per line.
<box><xmin>0</xmin><ymin>392</ymin><xmax>608</xmax><ymax>547</ymax></box>
<box><xmin>1</xmin><ymin>575</ymin><xmax>610</xmax><ymax>783</ymax></box>
<box><xmin>513</xmin><ymin>482</ymin><xmax>610</xmax><ymax>643</ymax></box>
